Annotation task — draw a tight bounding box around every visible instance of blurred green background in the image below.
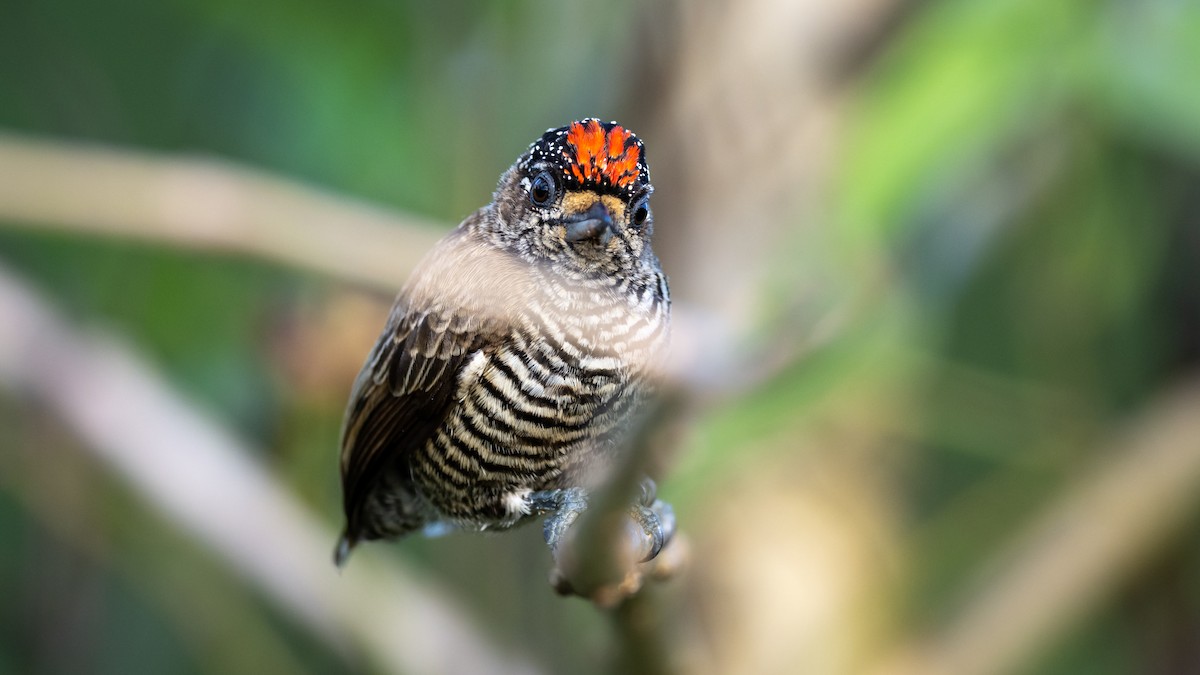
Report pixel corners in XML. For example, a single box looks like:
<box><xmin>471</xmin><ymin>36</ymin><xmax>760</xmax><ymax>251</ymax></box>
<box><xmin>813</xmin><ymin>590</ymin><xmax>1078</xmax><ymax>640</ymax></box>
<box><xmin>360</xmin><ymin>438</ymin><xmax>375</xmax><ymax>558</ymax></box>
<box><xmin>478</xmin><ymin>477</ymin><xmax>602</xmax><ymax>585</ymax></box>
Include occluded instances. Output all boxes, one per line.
<box><xmin>2</xmin><ymin>0</ymin><xmax>1200</xmax><ymax>674</ymax></box>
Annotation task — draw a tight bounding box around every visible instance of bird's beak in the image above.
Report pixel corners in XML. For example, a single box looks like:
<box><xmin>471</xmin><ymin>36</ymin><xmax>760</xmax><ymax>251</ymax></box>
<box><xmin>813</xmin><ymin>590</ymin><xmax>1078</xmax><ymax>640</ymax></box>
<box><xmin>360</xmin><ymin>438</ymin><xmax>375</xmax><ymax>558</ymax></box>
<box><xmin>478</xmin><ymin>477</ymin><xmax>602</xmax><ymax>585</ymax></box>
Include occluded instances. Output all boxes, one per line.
<box><xmin>563</xmin><ymin>202</ymin><xmax>614</xmax><ymax>246</ymax></box>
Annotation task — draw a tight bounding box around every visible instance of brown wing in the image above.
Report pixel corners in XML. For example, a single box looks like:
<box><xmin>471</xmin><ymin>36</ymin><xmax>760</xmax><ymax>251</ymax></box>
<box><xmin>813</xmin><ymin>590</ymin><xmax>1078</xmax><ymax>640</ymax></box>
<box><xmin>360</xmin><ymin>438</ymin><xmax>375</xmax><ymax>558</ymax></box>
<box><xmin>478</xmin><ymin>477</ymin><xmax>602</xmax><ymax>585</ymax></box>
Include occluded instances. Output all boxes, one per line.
<box><xmin>338</xmin><ymin>223</ymin><xmax>521</xmax><ymax>542</ymax></box>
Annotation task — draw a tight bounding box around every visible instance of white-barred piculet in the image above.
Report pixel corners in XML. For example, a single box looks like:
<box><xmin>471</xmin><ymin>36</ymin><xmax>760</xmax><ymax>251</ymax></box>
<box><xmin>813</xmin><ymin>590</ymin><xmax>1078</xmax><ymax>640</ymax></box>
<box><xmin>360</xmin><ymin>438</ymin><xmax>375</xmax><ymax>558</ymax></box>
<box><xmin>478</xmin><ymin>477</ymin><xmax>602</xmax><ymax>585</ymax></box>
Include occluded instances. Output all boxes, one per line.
<box><xmin>336</xmin><ymin>119</ymin><xmax>673</xmax><ymax>568</ymax></box>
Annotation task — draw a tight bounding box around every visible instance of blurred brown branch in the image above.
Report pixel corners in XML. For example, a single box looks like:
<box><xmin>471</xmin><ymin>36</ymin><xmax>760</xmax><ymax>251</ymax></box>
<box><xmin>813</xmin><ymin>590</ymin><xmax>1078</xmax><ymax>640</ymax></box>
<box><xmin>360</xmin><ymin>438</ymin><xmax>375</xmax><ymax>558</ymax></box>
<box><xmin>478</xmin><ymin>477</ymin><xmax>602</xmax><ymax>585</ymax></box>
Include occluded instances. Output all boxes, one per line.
<box><xmin>0</xmin><ymin>128</ymin><xmax>872</xmax><ymax>404</ymax></box>
<box><xmin>0</xmin><ymin>131</ymin><xmax>443</xmax><ymax>291</ymax></box>
<box><xmin>0</xmin><ymin>262</ymin><xmax>539</xmax><ymax>675</ymax></box>
<box><xmin>0</xmin><ymin>131</ymin><xmax>749</xmax><ymax>387</ymax></box>
<box><xmin>873</xmin><ymin>378</ymin><xmax>1200</xmax><ymax>675</ymax></box>
<box><xmin>547</xmin><ymin>393</ymin><xmax>690</xmax><ymax>607</ymax></box>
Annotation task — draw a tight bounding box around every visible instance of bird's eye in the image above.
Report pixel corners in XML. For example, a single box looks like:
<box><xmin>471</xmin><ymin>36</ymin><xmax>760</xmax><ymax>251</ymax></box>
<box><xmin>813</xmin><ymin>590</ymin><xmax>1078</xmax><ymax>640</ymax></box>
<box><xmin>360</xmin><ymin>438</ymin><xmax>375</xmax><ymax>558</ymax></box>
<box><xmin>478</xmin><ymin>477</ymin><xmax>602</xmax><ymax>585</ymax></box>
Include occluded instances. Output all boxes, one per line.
<box><xmin>631</xmin><ymin>198</ymin><xmax>650</xmax><ymax>228</ymax></box>
<box><xmin>529</xmin><ymin>172</ymin><xmax>556</xmax><ymax>207</ymax></box>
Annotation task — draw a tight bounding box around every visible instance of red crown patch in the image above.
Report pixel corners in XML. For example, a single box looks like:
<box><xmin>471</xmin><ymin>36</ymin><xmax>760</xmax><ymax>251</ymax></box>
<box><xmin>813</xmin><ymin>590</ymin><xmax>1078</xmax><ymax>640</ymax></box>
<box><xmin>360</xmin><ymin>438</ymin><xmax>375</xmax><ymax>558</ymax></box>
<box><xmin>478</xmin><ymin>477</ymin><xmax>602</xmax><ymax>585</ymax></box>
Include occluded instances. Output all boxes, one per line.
<box><xmin>564</xmin><ymin>119</ymin><xmax>642</xmax><ymax>190</ymax></box>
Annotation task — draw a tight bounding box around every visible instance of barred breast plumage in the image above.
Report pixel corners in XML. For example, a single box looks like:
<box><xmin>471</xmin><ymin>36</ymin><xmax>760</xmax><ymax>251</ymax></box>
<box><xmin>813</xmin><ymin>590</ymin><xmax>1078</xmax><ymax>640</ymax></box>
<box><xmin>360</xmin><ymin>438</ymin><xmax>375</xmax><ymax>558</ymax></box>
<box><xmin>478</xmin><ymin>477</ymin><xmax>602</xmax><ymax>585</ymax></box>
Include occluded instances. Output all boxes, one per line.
<box><xmin>336</xmin><ymin>119</ymin><xmax>670</xmax><ymax>562</ymax></box>
<box><xmin>412</xmin><ymin>264</ymin><xmax>669</xmax><ymax>524</ymax></box>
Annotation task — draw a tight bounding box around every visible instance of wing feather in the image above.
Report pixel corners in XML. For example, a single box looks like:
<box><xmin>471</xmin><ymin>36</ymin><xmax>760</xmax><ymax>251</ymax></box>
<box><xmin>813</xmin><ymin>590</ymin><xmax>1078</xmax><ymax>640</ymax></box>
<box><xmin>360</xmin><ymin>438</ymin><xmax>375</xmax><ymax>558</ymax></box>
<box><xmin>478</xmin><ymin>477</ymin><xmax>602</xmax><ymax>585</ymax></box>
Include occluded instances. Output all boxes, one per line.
<box><xmin>338</xmin><ymin>221</ymin><xmax>526</xmax><ymax>539</ymax></box>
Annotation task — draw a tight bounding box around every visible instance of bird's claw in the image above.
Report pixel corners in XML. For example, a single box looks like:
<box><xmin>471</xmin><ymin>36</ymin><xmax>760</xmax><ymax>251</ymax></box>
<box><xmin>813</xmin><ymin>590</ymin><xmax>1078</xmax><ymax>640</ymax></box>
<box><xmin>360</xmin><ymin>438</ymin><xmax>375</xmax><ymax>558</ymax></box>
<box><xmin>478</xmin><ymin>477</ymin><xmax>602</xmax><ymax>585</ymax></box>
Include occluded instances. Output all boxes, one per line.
<box><xmin>631</xmin><ymin>498</ymin><xmax>675</xmax><ymax>562</ymax></box>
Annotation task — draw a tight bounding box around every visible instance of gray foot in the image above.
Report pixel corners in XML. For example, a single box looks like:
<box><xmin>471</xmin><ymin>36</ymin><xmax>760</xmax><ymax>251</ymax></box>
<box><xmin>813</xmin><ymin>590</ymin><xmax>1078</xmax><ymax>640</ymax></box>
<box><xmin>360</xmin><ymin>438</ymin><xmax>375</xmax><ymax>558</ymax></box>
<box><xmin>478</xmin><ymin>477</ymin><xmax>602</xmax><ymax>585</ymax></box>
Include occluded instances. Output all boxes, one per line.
<box><xmin>528</xmin><ymin>481</ymin><xmax>676</xmax><ymax>563</ymax></box>
<box><xmin>528</xmin><ymin>487</ymin><xmax>590</xmax><ymax>554</ymax></box>
<box><xmin>631</xmin><ymin>476</ymin><xmax>675</xmax><ymax>561</ymax></box>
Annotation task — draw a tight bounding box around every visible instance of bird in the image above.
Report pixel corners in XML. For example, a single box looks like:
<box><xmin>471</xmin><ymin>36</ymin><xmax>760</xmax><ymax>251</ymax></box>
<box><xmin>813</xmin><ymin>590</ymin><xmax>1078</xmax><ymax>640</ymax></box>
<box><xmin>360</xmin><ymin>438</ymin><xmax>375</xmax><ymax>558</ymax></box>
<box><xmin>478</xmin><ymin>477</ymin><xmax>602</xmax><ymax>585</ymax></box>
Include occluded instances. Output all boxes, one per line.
<box><xmin>335</xmin><ymin>118</ymin><xmax>672</xmax><ymax>568</ymax></box>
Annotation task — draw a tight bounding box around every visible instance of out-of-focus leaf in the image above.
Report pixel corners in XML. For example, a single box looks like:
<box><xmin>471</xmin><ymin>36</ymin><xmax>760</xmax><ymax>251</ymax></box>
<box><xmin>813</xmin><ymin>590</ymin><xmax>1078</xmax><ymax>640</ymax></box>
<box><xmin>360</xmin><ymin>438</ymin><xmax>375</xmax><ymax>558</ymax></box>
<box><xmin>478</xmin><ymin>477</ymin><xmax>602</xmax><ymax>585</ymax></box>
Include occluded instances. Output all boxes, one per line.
<box><xmin>837</xmin><ymin>0</ymin><xmax>1092</xmax><ymax>244</ymax></box>
<box><xmin>1089</xmin><ymin>0</ymin><xmax>1200</xmax><ymax>159</ymax></box>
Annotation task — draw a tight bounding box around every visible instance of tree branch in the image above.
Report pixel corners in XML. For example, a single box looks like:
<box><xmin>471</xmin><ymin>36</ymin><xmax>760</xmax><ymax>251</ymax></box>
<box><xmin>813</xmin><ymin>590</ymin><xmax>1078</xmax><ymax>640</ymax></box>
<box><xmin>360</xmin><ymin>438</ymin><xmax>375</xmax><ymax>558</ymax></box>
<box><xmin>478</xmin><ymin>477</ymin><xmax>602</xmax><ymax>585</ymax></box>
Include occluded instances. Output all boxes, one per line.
<box><xmin>0</xmin><ymin>131</ymin><xmax>443</xmax><ymax>290</ymax></box>
<box><xmin>545</xmin><ymin>391</ymin><xmax>691</xmax><ymax>606</ymax></box>
<box><xmin>0</xmin><ymin>131</ymin><xmax>854</xmax><ymax>403</ymax></box>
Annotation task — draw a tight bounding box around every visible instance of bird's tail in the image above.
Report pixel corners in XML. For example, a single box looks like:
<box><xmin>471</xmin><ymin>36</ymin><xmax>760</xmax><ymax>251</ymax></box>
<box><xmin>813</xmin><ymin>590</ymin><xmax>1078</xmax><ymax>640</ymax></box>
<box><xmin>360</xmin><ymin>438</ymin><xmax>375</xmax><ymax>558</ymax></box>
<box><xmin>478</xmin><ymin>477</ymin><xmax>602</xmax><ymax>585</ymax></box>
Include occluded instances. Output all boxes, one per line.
<box><xmin>333</xmin><ymin>531</ymin><xmax>357</xmax><ymax>569</ymax></box>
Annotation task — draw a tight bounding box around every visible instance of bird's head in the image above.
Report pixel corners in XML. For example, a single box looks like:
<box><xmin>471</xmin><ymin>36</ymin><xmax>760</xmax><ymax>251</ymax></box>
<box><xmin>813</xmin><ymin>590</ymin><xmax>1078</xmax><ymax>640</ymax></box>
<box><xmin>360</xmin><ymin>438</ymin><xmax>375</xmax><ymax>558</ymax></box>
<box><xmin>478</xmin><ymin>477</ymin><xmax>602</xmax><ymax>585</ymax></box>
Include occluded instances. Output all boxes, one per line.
<box><xmin>487</xmin><ymin>119</ymin><xmax>655</xmax><ymax>274</ymax></box>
